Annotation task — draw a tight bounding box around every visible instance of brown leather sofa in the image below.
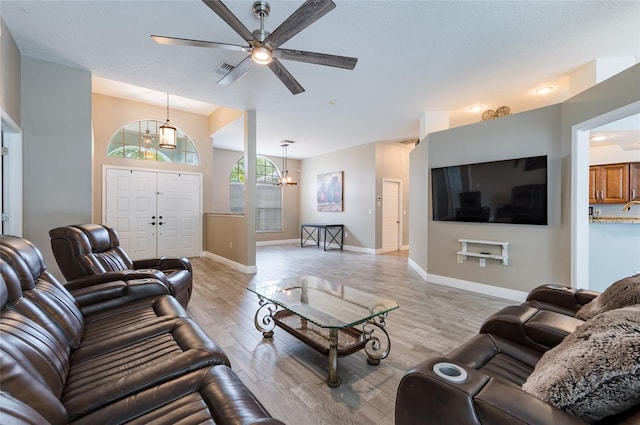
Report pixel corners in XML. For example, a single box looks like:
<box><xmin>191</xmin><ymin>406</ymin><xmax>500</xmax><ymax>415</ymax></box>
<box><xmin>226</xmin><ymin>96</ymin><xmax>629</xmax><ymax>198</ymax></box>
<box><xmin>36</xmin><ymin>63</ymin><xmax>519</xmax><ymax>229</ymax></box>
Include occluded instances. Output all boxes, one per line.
<box><xmin>395</xmin><ymin>284</ymin><xmax>639</xmax><ymax>425</ymax></box>
<box><xmin>0</xmin><ymin>235</ymin><xmax>284</xmax><ymax>425</ymax></box>
<box><xmin>524</xmin><ymin>283</ymin><xmax>600</xmax><ymax>316</ymax></box>
<box><xmin>49</xmin><ymin>223</ymin><xmax>192</xmax><ymax>307</ymax></box>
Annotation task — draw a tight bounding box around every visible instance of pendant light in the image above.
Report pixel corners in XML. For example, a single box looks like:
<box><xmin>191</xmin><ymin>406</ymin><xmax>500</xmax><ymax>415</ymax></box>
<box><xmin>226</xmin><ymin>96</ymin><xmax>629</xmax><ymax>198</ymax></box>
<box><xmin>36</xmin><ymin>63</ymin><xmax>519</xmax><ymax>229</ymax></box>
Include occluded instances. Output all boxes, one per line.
<box><xmin>159</xmin><ymin>93</ymin><xmax>177</xmax><ymax>149</ymax></box>
<box><xmin>140</xmin><ymin>121</ymin><xmax>155</xmax><ymax>147</ymax></box>
<box><xmin>277</xmin><ymin>141</ymin><xmax>297</xmax><ymax>186</ymax></box>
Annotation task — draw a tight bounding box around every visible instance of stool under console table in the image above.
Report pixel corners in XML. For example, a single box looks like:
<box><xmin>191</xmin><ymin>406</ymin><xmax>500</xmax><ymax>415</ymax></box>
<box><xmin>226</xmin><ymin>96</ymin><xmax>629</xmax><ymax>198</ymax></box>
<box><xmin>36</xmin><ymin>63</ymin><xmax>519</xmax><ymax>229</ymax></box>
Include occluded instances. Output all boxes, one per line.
<box><xmin>301</xmin><ymin>224</ymin><xmax>344</xmax><ymax>251</ymax></box>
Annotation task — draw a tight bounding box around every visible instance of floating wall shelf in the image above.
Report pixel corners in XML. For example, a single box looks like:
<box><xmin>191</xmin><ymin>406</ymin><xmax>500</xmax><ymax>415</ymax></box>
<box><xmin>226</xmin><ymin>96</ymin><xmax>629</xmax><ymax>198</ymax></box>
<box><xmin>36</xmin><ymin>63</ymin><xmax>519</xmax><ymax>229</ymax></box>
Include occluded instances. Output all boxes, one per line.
<box><xmin>457</xmin><ymin>239</ymin><xmax>509</xmax><ymax>266</ymax></box>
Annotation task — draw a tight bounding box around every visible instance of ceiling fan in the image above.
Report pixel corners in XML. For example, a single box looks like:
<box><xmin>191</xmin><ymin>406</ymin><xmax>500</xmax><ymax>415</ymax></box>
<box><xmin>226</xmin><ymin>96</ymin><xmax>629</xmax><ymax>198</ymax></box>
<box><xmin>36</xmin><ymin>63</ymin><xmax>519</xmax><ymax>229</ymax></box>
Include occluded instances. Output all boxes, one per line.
<box><xmin>151</xmin><ymin>0</ymin><xmax>358</xmax><ymax>95</ymax></box>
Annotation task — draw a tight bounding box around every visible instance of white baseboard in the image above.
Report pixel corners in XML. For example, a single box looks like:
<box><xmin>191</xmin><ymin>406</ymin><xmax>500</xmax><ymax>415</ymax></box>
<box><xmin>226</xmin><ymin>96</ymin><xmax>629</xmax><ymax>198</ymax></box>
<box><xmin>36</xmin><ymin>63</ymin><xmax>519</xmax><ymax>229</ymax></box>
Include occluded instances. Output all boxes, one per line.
<box><xmin>408</xmin><ymin>258</ymin><xmax>428</xmax><ymax>280</ymax></box>
<box><xmin>426</xmin><ymin>273</ymin><xmax>527</xmax><ymax>302</ymax></box>
<box><xmin>201</xmin><ymin>251</ymin><xmax>257</xmax><ymax>274</ymax></box>
<box><xmin>343</xmin><ymin>245</ymin><xmax>377</xmax><ymax>254</ymax></box>
<box><xmin>408</xmin><ymin>258</ymin><xmax>526</xmax><ymax>302</ymax></box>
<box><xmin>256</xmin><ymin>239</ymin><xmax>299</xmax><ymax>246</ymax></box>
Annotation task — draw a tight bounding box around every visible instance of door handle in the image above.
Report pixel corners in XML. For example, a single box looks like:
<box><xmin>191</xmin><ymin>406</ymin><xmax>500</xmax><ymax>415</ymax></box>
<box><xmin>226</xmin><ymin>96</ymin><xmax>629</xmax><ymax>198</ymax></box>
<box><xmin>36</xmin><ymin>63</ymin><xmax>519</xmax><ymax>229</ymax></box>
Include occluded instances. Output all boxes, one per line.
<box><xmin>150</xmin><ymin>222</ymin><xmax>156</xmax><ymax>226</ymax></box>
<box><xmin>158</xmin><ymin>222</ymin><xmax>164</xmax><ymax>226</ymax></box>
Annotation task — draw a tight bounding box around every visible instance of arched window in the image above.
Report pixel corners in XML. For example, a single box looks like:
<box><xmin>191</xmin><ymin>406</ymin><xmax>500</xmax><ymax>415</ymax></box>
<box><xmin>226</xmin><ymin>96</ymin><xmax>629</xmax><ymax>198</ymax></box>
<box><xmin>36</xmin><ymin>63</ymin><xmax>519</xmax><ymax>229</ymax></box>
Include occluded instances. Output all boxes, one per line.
<box><xmin>230</xmin><ymin>156</ymin><xmax>283</xmax><ymax>232</ymax></box>
<box><xmin>107</xmin><ymin>119</ymin><xmax>199</xmax><ymax>165</ymax></box>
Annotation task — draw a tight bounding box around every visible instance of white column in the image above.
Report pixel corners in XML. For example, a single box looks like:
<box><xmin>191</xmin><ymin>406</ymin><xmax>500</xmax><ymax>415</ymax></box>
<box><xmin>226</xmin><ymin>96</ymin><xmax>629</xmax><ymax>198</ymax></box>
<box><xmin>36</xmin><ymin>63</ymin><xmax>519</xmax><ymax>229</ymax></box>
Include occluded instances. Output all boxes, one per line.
<box><xmin>244</xmin><ymin>110</ymin><xmax>257</xmax><ymax>270</ymax></box>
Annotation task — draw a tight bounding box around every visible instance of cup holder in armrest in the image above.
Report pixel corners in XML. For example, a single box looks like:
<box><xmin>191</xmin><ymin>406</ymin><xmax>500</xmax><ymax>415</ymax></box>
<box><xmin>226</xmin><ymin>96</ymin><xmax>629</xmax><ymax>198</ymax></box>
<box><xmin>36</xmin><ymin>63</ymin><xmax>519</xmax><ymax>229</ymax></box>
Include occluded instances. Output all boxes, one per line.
<box><xmin>433</xmin><ymin>362</ymin><xmax>468</xmax><ymax>383</ymax></box>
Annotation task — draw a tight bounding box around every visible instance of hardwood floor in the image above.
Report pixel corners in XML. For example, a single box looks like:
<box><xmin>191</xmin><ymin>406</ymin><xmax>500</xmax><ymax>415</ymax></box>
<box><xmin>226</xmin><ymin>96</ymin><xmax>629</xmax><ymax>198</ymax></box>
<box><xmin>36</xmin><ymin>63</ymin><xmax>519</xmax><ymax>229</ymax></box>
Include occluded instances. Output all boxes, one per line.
<box><xmin>187</xmin><ymin>244</ymin><xmax>513</xmax><ymax>425</ymax></box>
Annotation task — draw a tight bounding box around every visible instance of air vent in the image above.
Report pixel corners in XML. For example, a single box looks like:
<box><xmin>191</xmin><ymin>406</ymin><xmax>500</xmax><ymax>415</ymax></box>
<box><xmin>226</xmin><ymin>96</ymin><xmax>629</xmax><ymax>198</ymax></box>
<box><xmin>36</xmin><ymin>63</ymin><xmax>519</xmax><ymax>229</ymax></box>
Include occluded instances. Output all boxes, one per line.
<box><xmin>399</xmin><ymin>138</ymin><xmax>420</xmax><ymax>145</ymax></box>
<box><xmin>215</xmin><ymin>62</ymin><xmax>235</xmax><ymax>76</ymax></box>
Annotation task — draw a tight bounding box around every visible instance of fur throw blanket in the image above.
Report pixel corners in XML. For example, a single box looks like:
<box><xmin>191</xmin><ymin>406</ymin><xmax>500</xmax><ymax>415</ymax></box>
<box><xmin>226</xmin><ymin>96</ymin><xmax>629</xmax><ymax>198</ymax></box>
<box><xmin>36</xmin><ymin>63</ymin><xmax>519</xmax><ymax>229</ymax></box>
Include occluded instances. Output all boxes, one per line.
<box><xmin>576</xmin><ymin>273</ymin><xmax>640</xmax><ymax>321</ymax></box>
<box><xmin>522</xmin><ymin>305</ymin><xmax>640</xmax><ymax>422</ymax></box>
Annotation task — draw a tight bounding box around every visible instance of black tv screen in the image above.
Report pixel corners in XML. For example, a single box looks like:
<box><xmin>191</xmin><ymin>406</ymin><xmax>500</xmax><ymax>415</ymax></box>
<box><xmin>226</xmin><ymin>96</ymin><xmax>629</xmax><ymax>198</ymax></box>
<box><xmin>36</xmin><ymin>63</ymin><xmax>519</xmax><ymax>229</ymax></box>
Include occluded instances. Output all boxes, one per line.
<box><xmin>431</xmin><ymin>155</ymin><xmax>547</xmax><ymax>225</ymax></box>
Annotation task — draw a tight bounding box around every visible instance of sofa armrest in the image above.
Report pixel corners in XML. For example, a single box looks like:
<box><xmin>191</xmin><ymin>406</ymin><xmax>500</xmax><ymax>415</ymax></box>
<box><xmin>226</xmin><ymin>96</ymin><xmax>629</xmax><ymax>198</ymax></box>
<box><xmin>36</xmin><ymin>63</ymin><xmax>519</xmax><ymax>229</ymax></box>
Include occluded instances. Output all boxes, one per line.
<box><xmin>526</xmin><ymin>284</ymin><xmax>599</xmax><ymax>315</ymax></box>
<box><xmin>133</xmin><ymin>257</ymin><xmax>191</xmax><ymax>272</ymax></box>
<box><xmin>66</xmin><ymin>277</ymin><xmax>170</xmax><ymax>312</ymax></box>
<box><xmin>480</xmin><ymin>305</ymin><xmax>583</xmax><ymax>352</ymax></box>
<box><xmin>395</xmin><ymin>357</ymin><xmax>586</xmax><ymax>425</ymax></box>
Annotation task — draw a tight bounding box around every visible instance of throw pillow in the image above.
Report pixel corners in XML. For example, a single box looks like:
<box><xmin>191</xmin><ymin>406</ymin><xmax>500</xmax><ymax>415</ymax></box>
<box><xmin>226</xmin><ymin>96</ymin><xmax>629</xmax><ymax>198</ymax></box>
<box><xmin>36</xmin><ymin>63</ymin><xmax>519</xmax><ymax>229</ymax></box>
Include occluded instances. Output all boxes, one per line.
<box><xmin>576</xmin><ymin>273</ymin><xmax>640</xmax><ymax>320</ymax></box>
<box><xmin>522</xmin><ymin>306</ymin><xmax>640</xmax><ymax>423</ymax></box>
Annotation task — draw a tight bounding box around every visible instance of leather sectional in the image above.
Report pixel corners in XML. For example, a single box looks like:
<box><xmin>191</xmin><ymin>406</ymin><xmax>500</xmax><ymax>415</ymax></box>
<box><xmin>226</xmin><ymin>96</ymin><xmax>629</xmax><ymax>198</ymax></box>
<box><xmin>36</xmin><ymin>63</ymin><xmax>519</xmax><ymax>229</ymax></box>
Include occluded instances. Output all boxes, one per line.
<box><xmin>396</xmin><ymin>283</ymin><xmax>640</xmax><ymax>424</ymax></box>
<box><xmin>0</xmin><ymin>235</ymin><xmax>283</xmax><ymax>425</ymax></box>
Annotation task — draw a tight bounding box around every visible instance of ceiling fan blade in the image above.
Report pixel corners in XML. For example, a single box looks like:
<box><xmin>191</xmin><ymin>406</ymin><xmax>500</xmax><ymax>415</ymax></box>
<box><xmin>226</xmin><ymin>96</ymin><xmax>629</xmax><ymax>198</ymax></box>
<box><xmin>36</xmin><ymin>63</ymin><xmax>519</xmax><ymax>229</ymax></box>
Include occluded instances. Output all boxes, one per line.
<box><xmin>217</xmin><ymin>55</ymin><xmax>253</xmax><ymax>86</ymax></box>
<box><xmin>202</xmin><ymin>0</ymin><xmax>258</xmax><ymax>46</ymax></box>
<box><xmin>264</xmin><ymin>0</ymin><xmax>336</xmax><ymax>49</ymax></box>
<box><xmin>151</xmin><ymin>35</ymin><xmax>248</xmax><ymax>52</ymax></box>
<box><xmin>267</xmin><ymin>59</ymin><xmax>305</xmax><ymax>95</ymax></box>
<box><xmin>274</xmin><ymin>49</ymin><xmax>357</xmax><ymax>70</ymax></box>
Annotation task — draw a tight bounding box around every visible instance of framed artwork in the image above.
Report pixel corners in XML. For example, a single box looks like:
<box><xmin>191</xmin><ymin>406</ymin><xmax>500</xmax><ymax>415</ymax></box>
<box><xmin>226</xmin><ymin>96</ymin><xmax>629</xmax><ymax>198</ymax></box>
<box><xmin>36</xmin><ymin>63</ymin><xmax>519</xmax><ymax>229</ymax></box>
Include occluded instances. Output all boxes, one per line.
<box><xmin>317</xmin><ymin>171</ymin><xmax>343</xmax><ymax>212</ymax></box>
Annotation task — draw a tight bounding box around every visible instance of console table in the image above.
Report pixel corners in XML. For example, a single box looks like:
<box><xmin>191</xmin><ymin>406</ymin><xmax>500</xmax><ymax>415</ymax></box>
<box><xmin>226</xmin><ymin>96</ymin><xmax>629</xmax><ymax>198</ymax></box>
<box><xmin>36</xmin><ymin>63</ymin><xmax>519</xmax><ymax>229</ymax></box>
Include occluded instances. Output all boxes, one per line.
<box><xmin>300</xmin><ymin>224</ymin><xmax>344</xmax><ymax>251</ymax></box>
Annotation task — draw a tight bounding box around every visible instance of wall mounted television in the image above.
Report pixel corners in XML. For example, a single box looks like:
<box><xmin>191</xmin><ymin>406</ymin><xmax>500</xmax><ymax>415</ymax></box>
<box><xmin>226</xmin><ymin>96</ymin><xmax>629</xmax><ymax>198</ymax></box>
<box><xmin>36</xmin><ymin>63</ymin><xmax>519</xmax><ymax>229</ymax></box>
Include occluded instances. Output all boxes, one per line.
<box><xmin>431</xmin><ymin>155</ymin><xmax>548</xmax><ymax>225</ymax></box>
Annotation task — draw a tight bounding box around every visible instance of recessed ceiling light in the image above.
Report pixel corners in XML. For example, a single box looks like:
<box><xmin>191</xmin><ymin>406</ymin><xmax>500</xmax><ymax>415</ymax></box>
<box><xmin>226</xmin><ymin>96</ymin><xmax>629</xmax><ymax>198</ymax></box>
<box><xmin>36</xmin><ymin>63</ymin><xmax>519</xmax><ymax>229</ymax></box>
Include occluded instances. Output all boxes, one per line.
<box><xmin>535</xmin><ymin>86</ymin><xmax>554</xmax><ymax>95</ymax></box>
<box><xmin>469</xmin><ymin>105</ymin><xmax>484</xmax><ymax>112</ymax></box>
<box><xmin>590</xmin><ymin>135</ymin><xmax>607</xmax><ymax>142</ymax></box>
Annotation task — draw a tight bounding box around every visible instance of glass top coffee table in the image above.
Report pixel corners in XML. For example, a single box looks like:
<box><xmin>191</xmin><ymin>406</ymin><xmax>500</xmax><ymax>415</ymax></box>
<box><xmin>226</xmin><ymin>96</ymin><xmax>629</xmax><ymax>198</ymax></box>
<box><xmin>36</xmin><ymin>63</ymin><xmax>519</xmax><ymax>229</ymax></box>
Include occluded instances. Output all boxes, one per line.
<box><xmin>247</xmin><ymin>275</ymin><xmax>399</xmax><ymax>387</ymax></box>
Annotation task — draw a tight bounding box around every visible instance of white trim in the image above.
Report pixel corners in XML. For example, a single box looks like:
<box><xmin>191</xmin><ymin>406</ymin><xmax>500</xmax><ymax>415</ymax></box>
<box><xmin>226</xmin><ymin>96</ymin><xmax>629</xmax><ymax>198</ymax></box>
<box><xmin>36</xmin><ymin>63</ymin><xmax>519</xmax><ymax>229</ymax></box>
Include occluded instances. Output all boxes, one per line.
<box><xmin>343</xmin><ymin>245</ymin><xmax>377</xmax><ymax>255</ymax></box>
<box><xmin>408</xmin><ymin>257</ymin><xmax>427</xmax><ymax>280</ymax></box>
<box><xmin>202</xmin><ymin>250</ymin><xmax>257</xmax><ymax>274</ymax></box>
<box><xmin>256</xmin><ymin>238</ymin><xmax>299</xmax><ymax>246</ymax></box>
<box><xmin>1</xmin><ymin>110</ymin><xmax>23</xmax><ymax>236</ymax></box>
<box><xmin>256</xmin><ymin>239</ymin><xmax>396</xmax><ymax>255</ymax></box>
<box><xmin>570</xmin><ymin>100</ymin><xmax>640</xmax><ymax>290</ymax></box>
<box><xmin>426</xmin><ymin>273</ymin><xmax>527</xmax><ymax>302</ymax></box>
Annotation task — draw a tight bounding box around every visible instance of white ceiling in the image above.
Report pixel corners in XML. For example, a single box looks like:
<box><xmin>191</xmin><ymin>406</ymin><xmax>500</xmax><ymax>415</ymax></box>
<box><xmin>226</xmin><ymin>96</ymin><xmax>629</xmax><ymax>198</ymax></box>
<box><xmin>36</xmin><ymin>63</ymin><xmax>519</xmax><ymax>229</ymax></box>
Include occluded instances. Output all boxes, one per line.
<box><xmin>2</xmin><ymin>0</ymin><xmax>639</xmax><ymax>158</ymax></box>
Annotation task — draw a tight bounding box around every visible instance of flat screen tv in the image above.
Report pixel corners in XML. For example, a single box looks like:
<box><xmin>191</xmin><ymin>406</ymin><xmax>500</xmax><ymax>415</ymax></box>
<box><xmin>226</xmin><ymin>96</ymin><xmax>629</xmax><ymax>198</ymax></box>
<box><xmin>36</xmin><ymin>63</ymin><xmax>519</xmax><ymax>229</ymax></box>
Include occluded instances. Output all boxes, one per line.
<box><xmin>431</xmin><ymin>155</ymin><xmax>547</xmax><ymax>225</ymax></box>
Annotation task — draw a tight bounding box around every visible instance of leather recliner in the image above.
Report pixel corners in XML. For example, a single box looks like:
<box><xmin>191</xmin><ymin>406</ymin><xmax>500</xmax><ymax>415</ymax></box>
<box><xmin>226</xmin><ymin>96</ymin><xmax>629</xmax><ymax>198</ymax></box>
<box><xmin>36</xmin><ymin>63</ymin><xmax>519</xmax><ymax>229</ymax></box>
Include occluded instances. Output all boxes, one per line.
<box><xmin>49</xmin><ymin>224</ymin><xmax>192</xmax><ymax>307</ymax></box>
<box><xmin>0</xmin><ymin>234</ymin><xmax>283</xmax><ymax>424</ymax></box>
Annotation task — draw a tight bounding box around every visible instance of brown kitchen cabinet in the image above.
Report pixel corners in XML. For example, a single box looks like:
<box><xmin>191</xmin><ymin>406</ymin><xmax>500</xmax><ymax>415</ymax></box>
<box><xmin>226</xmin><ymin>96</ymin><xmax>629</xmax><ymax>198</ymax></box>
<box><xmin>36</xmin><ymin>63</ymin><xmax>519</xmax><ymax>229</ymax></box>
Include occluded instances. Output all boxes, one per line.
<box><xmin>589</xmin><ymin>163</ymin><xmax>630</xmax><ymax>204</ymax></box>
<box><xmin>631</xmin><ymin>162</ymin><xmax>640</xmax><ymax>202</ymax></box>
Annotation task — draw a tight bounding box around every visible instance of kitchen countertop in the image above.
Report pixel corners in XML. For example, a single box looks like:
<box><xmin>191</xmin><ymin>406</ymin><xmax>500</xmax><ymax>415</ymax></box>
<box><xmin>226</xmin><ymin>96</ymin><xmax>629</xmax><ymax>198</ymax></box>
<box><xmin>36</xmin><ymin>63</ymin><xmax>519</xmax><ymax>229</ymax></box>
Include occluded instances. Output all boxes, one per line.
<box><xmin>590</xmin><ymin>217</ymin><xmax>640</xmax><ymax>224</ymax></box>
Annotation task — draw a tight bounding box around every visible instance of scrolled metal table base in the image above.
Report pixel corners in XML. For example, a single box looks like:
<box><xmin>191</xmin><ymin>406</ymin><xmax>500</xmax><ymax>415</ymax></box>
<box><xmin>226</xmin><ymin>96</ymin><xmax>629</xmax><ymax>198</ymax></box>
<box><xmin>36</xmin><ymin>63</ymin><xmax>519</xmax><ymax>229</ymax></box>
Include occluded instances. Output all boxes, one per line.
<box><xmin>254</xmin><ymin>296</ymin><xmax>277</xmax><ymax>338</ymax></box>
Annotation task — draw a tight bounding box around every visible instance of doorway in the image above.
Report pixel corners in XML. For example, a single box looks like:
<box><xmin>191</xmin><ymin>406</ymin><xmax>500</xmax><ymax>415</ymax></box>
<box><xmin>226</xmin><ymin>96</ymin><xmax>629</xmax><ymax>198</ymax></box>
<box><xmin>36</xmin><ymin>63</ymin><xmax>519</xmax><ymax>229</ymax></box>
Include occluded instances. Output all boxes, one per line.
<box><xmin>1</xmin><ymin>112</ymin><xmax>22</xmax><ymax>236</ymax></box>
<box><xmin>572</xmin><ymin>101</ymin><xmax>640</xmax><ymax>290</ymax></box>
<box><xmin>103</xmin><ymin>167</ymin><xmax>202</xmax><ymax>259</ymax></box>
<box><xmin>382</xmin><ymin>179</ymin><xmax>402</xmax><ymax>253</ymax></box>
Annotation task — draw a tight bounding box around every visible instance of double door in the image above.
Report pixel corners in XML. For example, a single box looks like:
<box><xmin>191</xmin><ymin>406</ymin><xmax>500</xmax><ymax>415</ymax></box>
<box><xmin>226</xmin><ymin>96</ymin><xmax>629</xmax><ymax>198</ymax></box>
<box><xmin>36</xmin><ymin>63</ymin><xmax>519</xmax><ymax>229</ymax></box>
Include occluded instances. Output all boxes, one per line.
<box><xmin>104</xmin><ymin>168</ymin><xmax>201</xmax><ymax>260</ymax></box>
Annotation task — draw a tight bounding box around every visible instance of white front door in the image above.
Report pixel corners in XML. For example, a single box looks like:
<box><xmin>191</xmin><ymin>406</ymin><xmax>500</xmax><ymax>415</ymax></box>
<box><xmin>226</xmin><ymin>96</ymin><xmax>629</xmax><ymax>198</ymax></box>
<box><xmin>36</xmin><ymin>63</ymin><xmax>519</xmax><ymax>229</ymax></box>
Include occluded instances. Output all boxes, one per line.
<box><xmin>105</xmin><ymin>168</ymin><xmax>157</xmax><ymax>259</ymax></box>
<box><xmin>105</xmin><ymin>168</ymin><xmax>202</xmax><ymax>260</ymax></box>
<box><xmin>382</xmin><ymin>179</ymin><xmax>401</xmax><ymax>253</ymax></box>
<box><xmin>157</xmin><ymin>172</ymin><xmax>201</xmax><ymax>258</ymax></box>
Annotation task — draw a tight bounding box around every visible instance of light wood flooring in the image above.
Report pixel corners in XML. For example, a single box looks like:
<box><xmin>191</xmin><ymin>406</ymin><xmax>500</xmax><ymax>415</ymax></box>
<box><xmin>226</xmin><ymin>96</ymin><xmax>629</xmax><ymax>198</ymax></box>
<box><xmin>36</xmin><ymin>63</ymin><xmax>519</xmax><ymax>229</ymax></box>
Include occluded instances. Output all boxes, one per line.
<box><xmin>187</xmin><ymin>245</ymin><xmax>513</xmax><ymax>425</ymax></box>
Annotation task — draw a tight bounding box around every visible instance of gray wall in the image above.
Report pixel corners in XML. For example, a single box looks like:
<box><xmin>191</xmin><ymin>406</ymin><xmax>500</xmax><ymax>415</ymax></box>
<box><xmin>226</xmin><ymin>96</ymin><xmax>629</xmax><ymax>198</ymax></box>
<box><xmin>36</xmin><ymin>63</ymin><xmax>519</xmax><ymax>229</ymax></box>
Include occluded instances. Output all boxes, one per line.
<box><xmin>409</xmin><ymin>139</ymin><xmax>428</xmax><ymax>271</ymax></box>
<box><xmin>21</xmin><ymin>56</ymin><xmax>92</xmax><ymax>276</ymax></box>
<box><xmin>211</xmin><ymin>147</ymin><xmax>300</xmax><ymax>242</ymax></box>
<box><xmin>1</xmin><ymin>18</ymin><xmax>21</xmax><ymax>125</ymax></box>
<box><xmin>375</xmin><ymin>143</ymin><xmax>412</xmax><ymax>247</ymax></box>
<box><xmin>300</xmin><ymin>143</ymin><xmax>376</xmax><ymax>249</ymax></box>
<box><xmin>410</xmin><ymin>64</ymin><xmax>640</xmax><ymax>294</ymax></box>
<box><xmin>424</xmin><ymin>105</ymin><xmax>562</xmax><ymax>292</ymax></box>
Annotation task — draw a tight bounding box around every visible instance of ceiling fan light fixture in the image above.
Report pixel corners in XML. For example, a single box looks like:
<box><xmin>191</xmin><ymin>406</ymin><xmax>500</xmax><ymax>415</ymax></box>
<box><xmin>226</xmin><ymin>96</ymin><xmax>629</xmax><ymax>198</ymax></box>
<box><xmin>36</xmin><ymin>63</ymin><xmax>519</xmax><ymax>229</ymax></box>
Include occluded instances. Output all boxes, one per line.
<box><xmin>252</xmin><ymin>46</ymin><xmax>272</xmax><ymax>64</ymax></box>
